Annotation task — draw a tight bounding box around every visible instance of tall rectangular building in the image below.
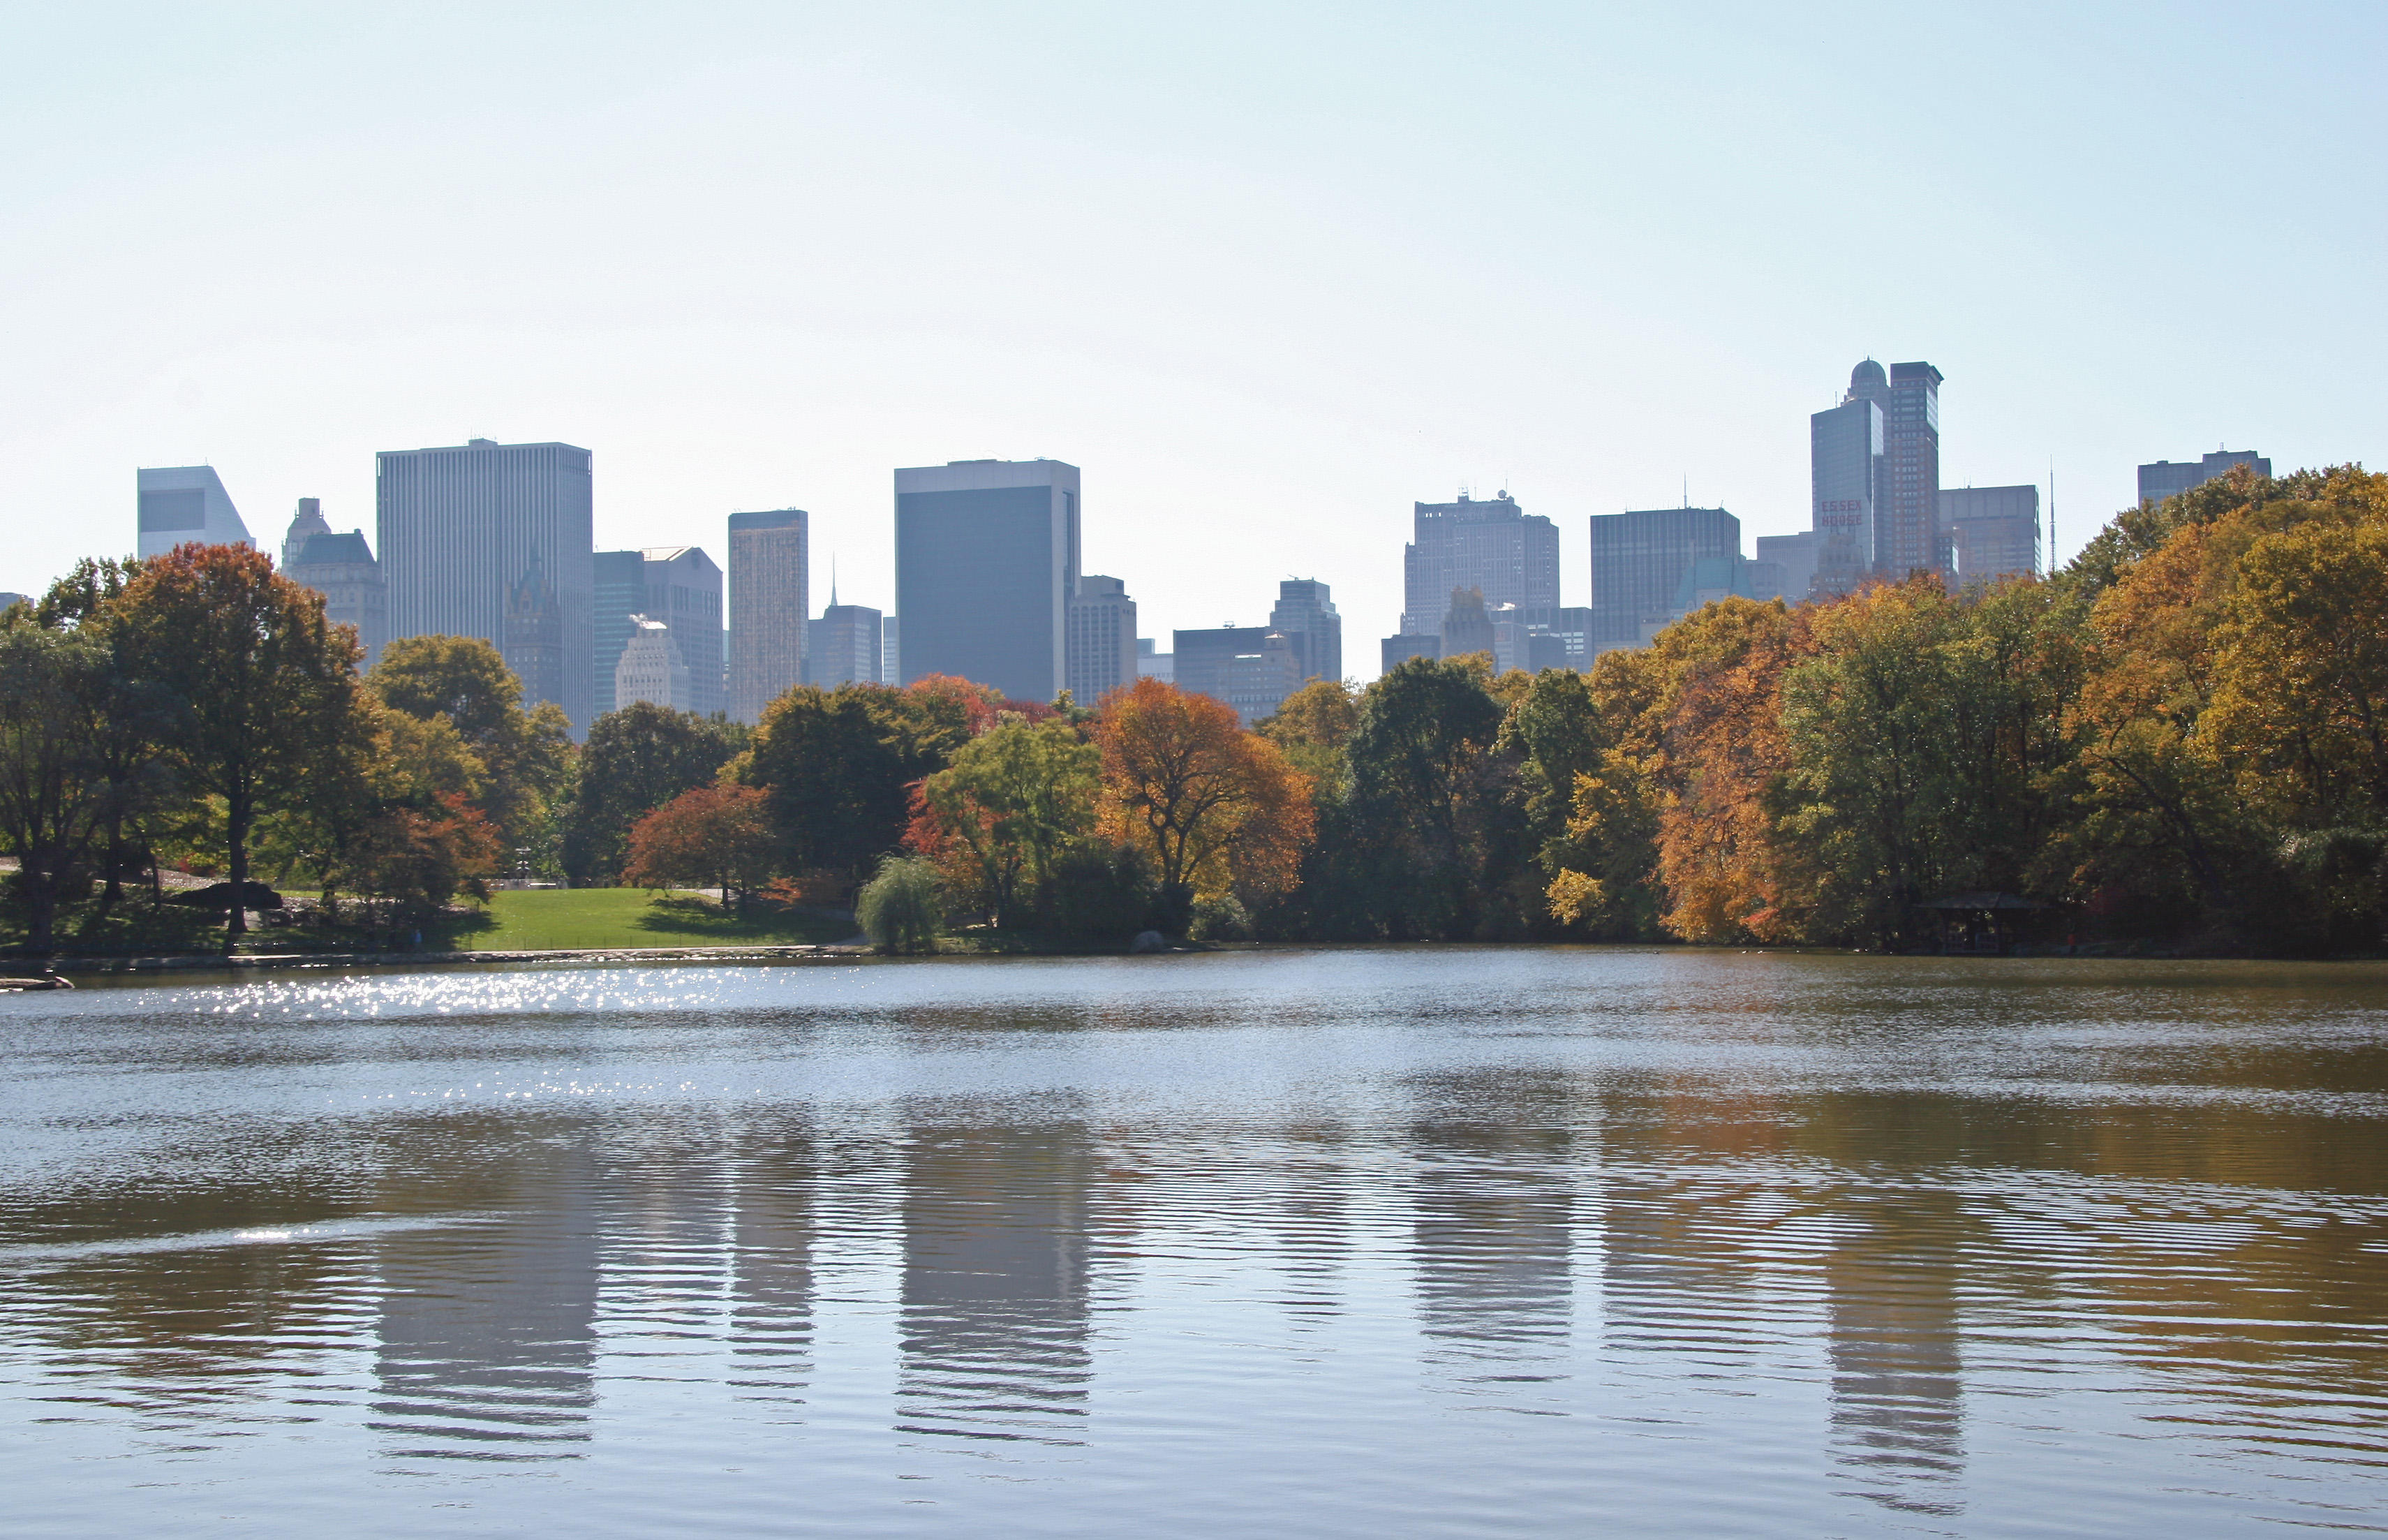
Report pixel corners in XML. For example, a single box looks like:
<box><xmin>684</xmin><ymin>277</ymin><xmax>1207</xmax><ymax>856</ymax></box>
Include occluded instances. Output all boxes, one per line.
<box><xmin>1587</xmin><ymin>507</ymin><xmax>1742</xmax><ymax>643</ymax></box>
<box><xmin>1883</xmin><ymin>362</ymin><xmax>1945</xmax><ymax>577</ymax></box>
<box><xmin>1268</xmin><ymin>578</ymin><xmax>1342</xmax><ymax>684</ymax></box>
<box><xmin>592</xmin><ymin>550</ymin><xmax>645</xmax><ymax>718</ymax></box>
<box><xmin>136</xmin><ymin>466</ymin><xmax>253</xmax><ymax>558</ymax></box>
<box><xmin>378</xmin><ymin>438</ymin><xmax>595</xmax><ymax>728</ymax></box>
<box><xmin>635</xmin><ymin>547</ymin><xmax>723</xmax><ymax>718</ymax></box>
<box><xmin>806</xmin><ymin>603</ymin><xmax>883</xmax><ymax>688</ymax></box>
<box><xmin>727</xmin><ymin>508</ymin><xmax>807</xmax><ymax>724</ymax></box>
<box><xmin>893</xmin><ymin>459</ymin><xmax>1079</xmax><ymax>702</ymax></box>
<box><xmin>1810</xmin><ymin>390</ymin><xmax>1884</xmax><ymax>577</ymax></box>
<box><xmin>1066</xmin><ymin>575</ymin><xmax>1138</xmax><ymax>705</ymax></box>
<box><xmin>1940</xmin><ymin>485</ymin><xmax>2040</xmax><ymax>586</ymax></box>
<box><xmin>2137</xmin><ymin>449</ymin><xmax>2269</xmax><ymax>505</ymax></box>
<box><xmin>1400</xmin><ymin>491</ymin><xmax>1560</xmax><ymax>635</ymax></box>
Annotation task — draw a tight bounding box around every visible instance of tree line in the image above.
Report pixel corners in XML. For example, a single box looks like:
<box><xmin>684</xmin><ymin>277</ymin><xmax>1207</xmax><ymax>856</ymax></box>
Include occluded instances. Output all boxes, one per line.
<box><xmin>3</xmin><ymin>463</ymin><xmax>2382</xmax><ymax>955</ymax></box>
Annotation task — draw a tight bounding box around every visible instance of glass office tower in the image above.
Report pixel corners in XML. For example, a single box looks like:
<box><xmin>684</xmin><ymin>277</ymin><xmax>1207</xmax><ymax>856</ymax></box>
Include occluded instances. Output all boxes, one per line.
<box><xmin>893</xmin><ymin>459</ymin><xmax>1079</xmax><ymax>702</ymax></box>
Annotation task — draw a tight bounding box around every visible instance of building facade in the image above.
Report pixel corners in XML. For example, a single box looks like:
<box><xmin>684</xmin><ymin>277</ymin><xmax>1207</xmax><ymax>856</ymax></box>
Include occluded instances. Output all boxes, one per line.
<box><xmin>1066</xmin><ymin>575</ymin><xmax>1138</xmax><ymax>705</ymax></box>
<box><xmin>592</xmin><ymin>550</ymin><xmax>646</xmax><ymax>718</ymax></box>
<box><xmin>137</xmin><ymin>466</ymin><xmax>253</xmax><ymax>558</ymax></box>
<box><xmin>806</xmin><ymin>603</ymin><xmax>884</xmax><ymax>689</ymax></box>
<box><xmin>1135</xmin><ymin>637</ymin><xmax>1173</xmax><ymax>683</ymax></box>
<box><xmin>503</xmin><ymin>549</ymin><xmax>566</xmax><ymax>712</ymax></box>
<box><xmin>1173</xmin><ymin>626</ymin><xmax>1303</xmax><ymax>727</ymax></box>
<box><xmin>614</xmin><ymin>616</ymin><xmax>692</xmax><ymax>712</ymax></box>
<box><xmin>1400</xmin><ymin>491</ymin><xmax>1560</xmax><ymax>635</ymax></box>
<box><xmin>377</xmin><ymin>438</ymin><xmax>595</xmax><ymax>728</ymax></box>
<box><xmin>1268</xmin><ymin>578</ymin><xmax>1342</xmax><ymax>684</ymax></box>
<box><xmin>1883</xmin><ymin>362</ymin><xmax>1945</xmax><ymax>577</ymax></box>
<box><xmin>2137</xmin><ymin>449</ymin><xmax>2270</xmax><ymax>506</ymax></box>
<box><xmin>633</xmin><ymin>547</ymin><xmax>723</xmax><ymax>718</ymax></box>
<box><xmin>727</xmin><ymin>508</ymin><xmax>807</xmax><ymax>724</ymax></box>
<box><xmin>1811</xmin><ymin>365</ymin><xmax>1886</xmax><ymax>579</ymax></box>
<box><xmin>1939</xmin><ymin>484</ymin><xmax>2041</xmax><ymax>586</ymax></box>
<box><xmin>1755</xmin><ymin>531</ymin><xmax>1824</xmax><ymax>605</ymax></box>
<box><xmin>1587</xmin><ymin>507</ymin><xmax>1742</xmax><ymax>643</ymax></box>
<box><xmin>279</xmin><ymin>500</ymin><xmax>389</xmax><ymax>667</ymax></box>
<box><xmin>894</xmin><ymin>459</ymin><xmax>1079</xmax><ymax>701</ymax></box>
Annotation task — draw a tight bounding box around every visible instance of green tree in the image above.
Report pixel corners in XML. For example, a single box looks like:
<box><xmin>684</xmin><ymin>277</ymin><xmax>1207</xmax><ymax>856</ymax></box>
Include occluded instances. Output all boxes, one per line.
<box><xmin>0</xmin><ymin>623</ymin><xmax>116</xmax><ymax>952</ymax></box>
<box><xmin>113</xmin><ymin>543</ymin><xmax>370</xmax><ymax>947</ymax></box>
<box><xmin>740</xmin><ymin>679</ymin><xmax>981</xmax><ymax>885</ymax></box>
<box><xmin>367</xmin><ymin>635</ymin><xmax>574</xmax><ymax>868</ymax></box>
<box><xmin>1342</xmin><ymin>656</ymin><xmax>1510</xmax><ymax>938</ymax></box>
<box><xmin>856</xmin><ymin>854</ymin><xmax>944</xmax><ymax>954</ymax></box>
<box><xmin>910</xmin><ymin>717</ymin><xmax>1100</xmax><ymax>924</ymax></box>
<box><xmin>561</xmin><ymin>702</ymin><xmax>745</xmax><ymax>886</ymax></box>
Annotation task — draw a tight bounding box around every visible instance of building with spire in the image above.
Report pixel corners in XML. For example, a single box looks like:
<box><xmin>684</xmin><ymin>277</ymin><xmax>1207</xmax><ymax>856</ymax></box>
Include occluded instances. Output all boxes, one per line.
<box><xmin>806</xmin><ymin>563</ymin><xmax>884</xmax><ymax>690</ymax></box>
<box><xmin>280</xmin><ymin>498</ymin><xmax>388</xmax><ymax>667</ymax></box>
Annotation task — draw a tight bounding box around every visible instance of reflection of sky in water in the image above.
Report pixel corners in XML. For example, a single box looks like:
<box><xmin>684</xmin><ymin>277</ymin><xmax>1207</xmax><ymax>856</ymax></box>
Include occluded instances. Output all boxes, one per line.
<box><xmin>1</xmin><ymin>949</ymin><xmax>2386</xmax><ymax>1536</ymax></box>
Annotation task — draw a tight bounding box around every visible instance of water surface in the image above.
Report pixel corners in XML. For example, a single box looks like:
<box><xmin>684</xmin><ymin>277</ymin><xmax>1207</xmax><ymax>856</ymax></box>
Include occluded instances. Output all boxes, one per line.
<box><xmin>3</xmin><ymin>947</ymin><xmax>2385</xmax><ymax>1537</ymax></box>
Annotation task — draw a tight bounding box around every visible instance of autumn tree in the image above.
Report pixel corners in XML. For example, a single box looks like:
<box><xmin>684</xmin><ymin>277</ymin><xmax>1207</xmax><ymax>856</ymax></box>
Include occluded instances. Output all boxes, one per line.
<box><xmin>623</xmin><ymin>784</ymin><xmax>778</xmax><ymax>910</ymax></box>
<box><xmin>561</xmin><ymin>702</ymin><xmax>745</xmax><ymax>886</ymax></box>
<box><xmin>908</xmin><ymin>717</ymin><xmax>1100</xmax><ymax>924</ymax></box>
<box><xmin>1093</xmin><ymin>678</ymin><xmax>1313</xmax><ymax>933</ymax></box>
<box><xmin>112</xmin><ymin>543</ymin><xmax>371</xmax><ymax>946</ymax></box>
<box><xmin>368</xmin><ymin>635</ymin><xmax>574</xmax><ymax>869</ymax></box>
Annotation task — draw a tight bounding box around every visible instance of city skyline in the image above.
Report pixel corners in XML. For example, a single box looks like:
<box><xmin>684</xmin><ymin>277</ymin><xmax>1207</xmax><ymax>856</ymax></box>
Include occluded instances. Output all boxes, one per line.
<box><xmin>9</xmin><ymin>8</ymin><xmax>2375</xmax><ymax>667</ymax></box>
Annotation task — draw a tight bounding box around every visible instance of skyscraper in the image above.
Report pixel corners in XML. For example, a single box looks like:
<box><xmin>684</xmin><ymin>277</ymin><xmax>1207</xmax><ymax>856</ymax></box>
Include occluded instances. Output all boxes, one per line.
<box><xmin>1810</xmin><ymin>363</ymin><xmax>1887</xmax><ymax>582</ymax></box>
<box><xmin>806</xmin><ymin>602</ymin><xmax>883</xmax><ymax>688</ymax></box>
<box><xmin>378</xmin><ymin>438</ymin><xmax>594</xmax><ymax>728</ymax></box>
<box><xmin>727</xmin><ymin>508</ymin><xmax>808</xmax><ymax>724</ymax></box>
<box><xmin>1587</xmin><ymin>507</ymin><xmax>1742</xmax><ymax>644</ymax></box>
<box><xmin>281</xmin><ymin>501</ymin><xmax>389</xmax><ymax>668</ymax></box>
<box><xmin>1267</xmin><ymin>579</ymin><xmax>1342</xmax><ymax>684</ymax></box>
<box><xmin>1400</xmin><ymin>491</ymin><xmax>1560</xmax><ymax>635</ymax></box>
<box><xmin>614</xmin><ymin>616</ymin><xmax>693</xmax><ymax>712</ymax></box>
<box><xmin>1883</xmin><ymin>362</ymin><xmax>1945</xmax><ymax>577</ymax></box>
<box><xmin>893</xmin><ymin>459</ymin><xmax>1079</xmax><ymax>702</ymax></box>
<box><xmin>633</xmin><ymin>547</ymin><xmax>724</xmax><ymax>718</ymax></box>
<box><xmin>503</xmin><ymin>549</ymin><xmax>566</xmax><ymax>712</ymax></box>
<box><xmin>136</xmin><ymin>466</ymin><xmax>252</xmax><ymax>558</ymax></box>
<box><xmin>1065</xmin><ymin>575</ymin><xmax>1138</xmax><ymax>705</ymax></box>
<box><xmin>592</xmin><ymin>549</ymin><xmax>646</xmax><ymax>718</ymax></box>
<box><xmin>2137</xmin><ymin>449</ymin><xmax>2270</xmax><ymax>505</ymax></box>
<box><xmin>1938</xmin><ymin>485</ymin><xmax>2040</xmax><ymax>586</ymax></box>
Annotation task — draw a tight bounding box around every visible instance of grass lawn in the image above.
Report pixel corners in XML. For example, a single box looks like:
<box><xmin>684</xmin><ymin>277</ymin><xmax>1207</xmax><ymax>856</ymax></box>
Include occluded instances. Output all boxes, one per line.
<box><xmin>453</xmin><ymin>889</ymin><xmax>853</xmax><ymax>952</ymax></box>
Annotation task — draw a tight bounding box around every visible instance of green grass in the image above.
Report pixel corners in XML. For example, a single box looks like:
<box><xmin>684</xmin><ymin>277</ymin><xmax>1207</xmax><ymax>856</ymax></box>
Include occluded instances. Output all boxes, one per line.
<box><xmin>452</xmin><ymin>888</ymin><xmax>852</xmax><ymax>952</ymax></box>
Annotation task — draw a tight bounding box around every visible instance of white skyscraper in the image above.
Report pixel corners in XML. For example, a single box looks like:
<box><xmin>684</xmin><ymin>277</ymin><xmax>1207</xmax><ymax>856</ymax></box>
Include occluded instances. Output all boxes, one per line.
<box><xmin>136</xmin><ymin>466</ymin><xmax>253</xmax><ymax>558</ymax></box>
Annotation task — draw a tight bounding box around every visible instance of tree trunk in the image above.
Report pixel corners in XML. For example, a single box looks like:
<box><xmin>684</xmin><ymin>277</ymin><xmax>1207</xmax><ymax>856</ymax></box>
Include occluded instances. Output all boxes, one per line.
<box><xmin>225</xmin><ymin>794</ymin><xmax>250</xmax><ymax>951</ymax></box>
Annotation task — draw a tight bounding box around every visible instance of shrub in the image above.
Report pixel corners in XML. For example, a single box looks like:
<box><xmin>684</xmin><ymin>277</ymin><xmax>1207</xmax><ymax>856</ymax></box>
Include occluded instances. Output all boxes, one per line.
<box><xmin>1189</xmin><ymin>893</ymin><xmax>1252</xmax><ymax>942</ymax></box>
<box><xmin>856</xmin><ymin>854</ymin><xmax>944</xmax><ymax>954</ymax></box>
<box><xmin>1041</xmin><ymin>843</ymin><xmax>1155</xmax><ymax>945</ymax></box>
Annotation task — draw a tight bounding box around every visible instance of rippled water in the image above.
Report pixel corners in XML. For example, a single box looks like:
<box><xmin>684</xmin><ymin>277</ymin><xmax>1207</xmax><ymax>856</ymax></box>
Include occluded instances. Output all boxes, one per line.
<box><xmin>3</xmin><ymin>947</ymin><xmax>2386</xmax><ymax>1537</ymax></box>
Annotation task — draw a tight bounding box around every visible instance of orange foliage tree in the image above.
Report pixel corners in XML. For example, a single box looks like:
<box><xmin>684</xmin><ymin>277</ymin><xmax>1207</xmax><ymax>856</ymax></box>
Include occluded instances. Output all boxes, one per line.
<box><xmin>1092</xmin><ymin>678</ymin><xmax>1313</xmax><ymax>926</ymax></box>
<box><xmin>623</xmin><ymin>783</ymin><xmax>778</xmax><ymax>910</ymax></box>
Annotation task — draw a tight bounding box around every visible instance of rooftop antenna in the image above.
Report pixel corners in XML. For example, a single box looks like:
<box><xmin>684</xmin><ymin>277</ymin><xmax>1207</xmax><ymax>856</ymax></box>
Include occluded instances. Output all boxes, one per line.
<box><xmin>830</xmin><ymin>552</ymin><xmax>838</xmax><ymax>608</ymax></box>
<box><xmin>1682</xmin><ymin>476</ymin><xmax>1689</xmax><ymax>509</ymax></box>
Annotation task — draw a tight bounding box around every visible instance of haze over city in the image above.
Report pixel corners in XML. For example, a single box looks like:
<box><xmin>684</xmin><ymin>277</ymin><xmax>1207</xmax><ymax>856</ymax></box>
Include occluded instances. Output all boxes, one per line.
<box><xmin>6</xmin><ymin>2</ymin><xmax>2380</xmax><ymax>658</ymax></box>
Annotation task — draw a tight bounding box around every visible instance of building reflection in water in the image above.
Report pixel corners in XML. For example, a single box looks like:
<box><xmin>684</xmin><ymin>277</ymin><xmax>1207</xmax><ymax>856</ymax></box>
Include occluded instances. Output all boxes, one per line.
<box><xmin>369</xmin><ymin>1123</ymin><xmax>600</xmax><ymax>1460</ymax></box>
<box><xmin>725</xmin><ymin>1116</ymin><xmax>818</xmax><ymax>1409</ymax></box>
<box><xmin>1407</xmin><ymin>1070</ymin><xmax>1578</xmax><ymax>1407</ymax></box>
<box><xmin>895</xmin><ymin>1109</ymin><xmax>1095</xmax><ymax>1446</ymax></box>
<box><xmin>1824</xmin><ymin>1190</ymin><xmax>1967</xmax><ymax>1516</ymax></box>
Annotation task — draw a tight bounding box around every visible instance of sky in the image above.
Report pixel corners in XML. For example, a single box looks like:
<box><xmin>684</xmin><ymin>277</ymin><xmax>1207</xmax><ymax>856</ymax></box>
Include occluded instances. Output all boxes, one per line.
<box><xmin>3</xmin><ymin>1</ymin><xmax>2380</xmax><ymax>667</ymax></box>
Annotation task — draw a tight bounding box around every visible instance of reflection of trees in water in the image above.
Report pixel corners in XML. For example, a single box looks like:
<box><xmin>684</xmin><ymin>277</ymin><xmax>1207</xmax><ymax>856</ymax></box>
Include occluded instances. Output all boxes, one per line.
<box><xmin>896</xmin><ymin>1111</ymin><xmax>1094</xmax><ymax>1446</ymax></box>
<box><xmin>1405</xmin><ymin>1069</ymin><xmax>1578</xmax><ymax>1405</ymax></box>
<box><xmin>369</xmin><ymin>1120</ymin><xmax>600</xmax><ymax>1460</ymax></box>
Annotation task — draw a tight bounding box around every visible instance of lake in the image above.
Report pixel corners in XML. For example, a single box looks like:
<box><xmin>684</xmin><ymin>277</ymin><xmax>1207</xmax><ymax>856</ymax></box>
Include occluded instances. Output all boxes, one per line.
<box><xmin>2</xmin><ymin>947</ymin><xmax>2385</xmax><ymax>1537</ymax></box>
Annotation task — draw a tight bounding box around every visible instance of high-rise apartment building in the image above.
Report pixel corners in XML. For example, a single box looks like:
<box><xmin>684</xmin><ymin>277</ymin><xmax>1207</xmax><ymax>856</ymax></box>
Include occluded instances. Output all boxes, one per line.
<box><xmin>633</xmin><ymin>547</ymin><xmax>723</xmax><ymax>718</ymax></box>
<box><xmin>281</xmin><ymin>501</ymin><xmax>389</xmax><ymax>668</ymax></box>
<box><xmin>137</xmin><ymin>466</ymin><xmax>253</xmax><ymax>558</ymax></box>
<box><xmin>806</xmin><ymin>602</ymin><xmax>883</xmax><ymax>688</ymax></box>
<box><xmin>1174</xmin><ymin>626</ymin><xmax>1303</xmax><ymax>727</ymax></box>
<box><xmin>1939</xmin><ymin>485</ymin><xmax>2041</xmax><ymax>586</ymax></box>
<box><xmin>894</xmin><ymin>459</ymin><xmax>1080</xmax><ymax>702</ymax></box>
<box><xmin>2137</xmin><ymin>449</ymin><xmax>2270</xmax><ymax>506</ymax></box>
<box><xmin>378</xmin><ymin>438</ymin><xmax>594</xmax><ymax>727</ymax></box>
<box><xmin>1883</xmin><ymin>362</ymin><xmax>1945</xmax><ymax>577</ymax></box>
<box><xmin>1587</xmin><ymin>507</ymin><xmax>1742</xmax><ymax>643</ymax></box>
<box><xmin>727</xmin><ymin>509</ymin><xmax>807</xmax><ymax>724</ymax></box>
<box><xmin>1066</xmin><ymin>575</ymin><xmax>1138</xmax><ymax>705</ymax></box>
<box><xmin>1268</xmin><ymin>579</ymin><xmax>1342</xmax><ymax>684</ymax></box>
<box><xmin>1400</xmin><ymin>492</ymin><xmax>1559</xmax><ymax>635</ymax></box>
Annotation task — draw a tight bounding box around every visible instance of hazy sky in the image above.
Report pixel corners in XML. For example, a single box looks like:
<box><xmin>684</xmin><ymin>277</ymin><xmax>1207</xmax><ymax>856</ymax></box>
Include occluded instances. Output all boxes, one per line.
<box><xmin>5</xmin><ymin>2</ymin><xmax>2380</xmax><ymax>664</ymax></box>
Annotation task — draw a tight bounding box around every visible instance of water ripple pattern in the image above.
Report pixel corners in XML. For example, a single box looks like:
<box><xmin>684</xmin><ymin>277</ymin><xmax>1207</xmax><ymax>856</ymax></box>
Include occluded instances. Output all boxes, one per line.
<box><xmin>1</xmin><ymin>948</ymin><xmax>2385</xmax><ymax>1537</ymax></box>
